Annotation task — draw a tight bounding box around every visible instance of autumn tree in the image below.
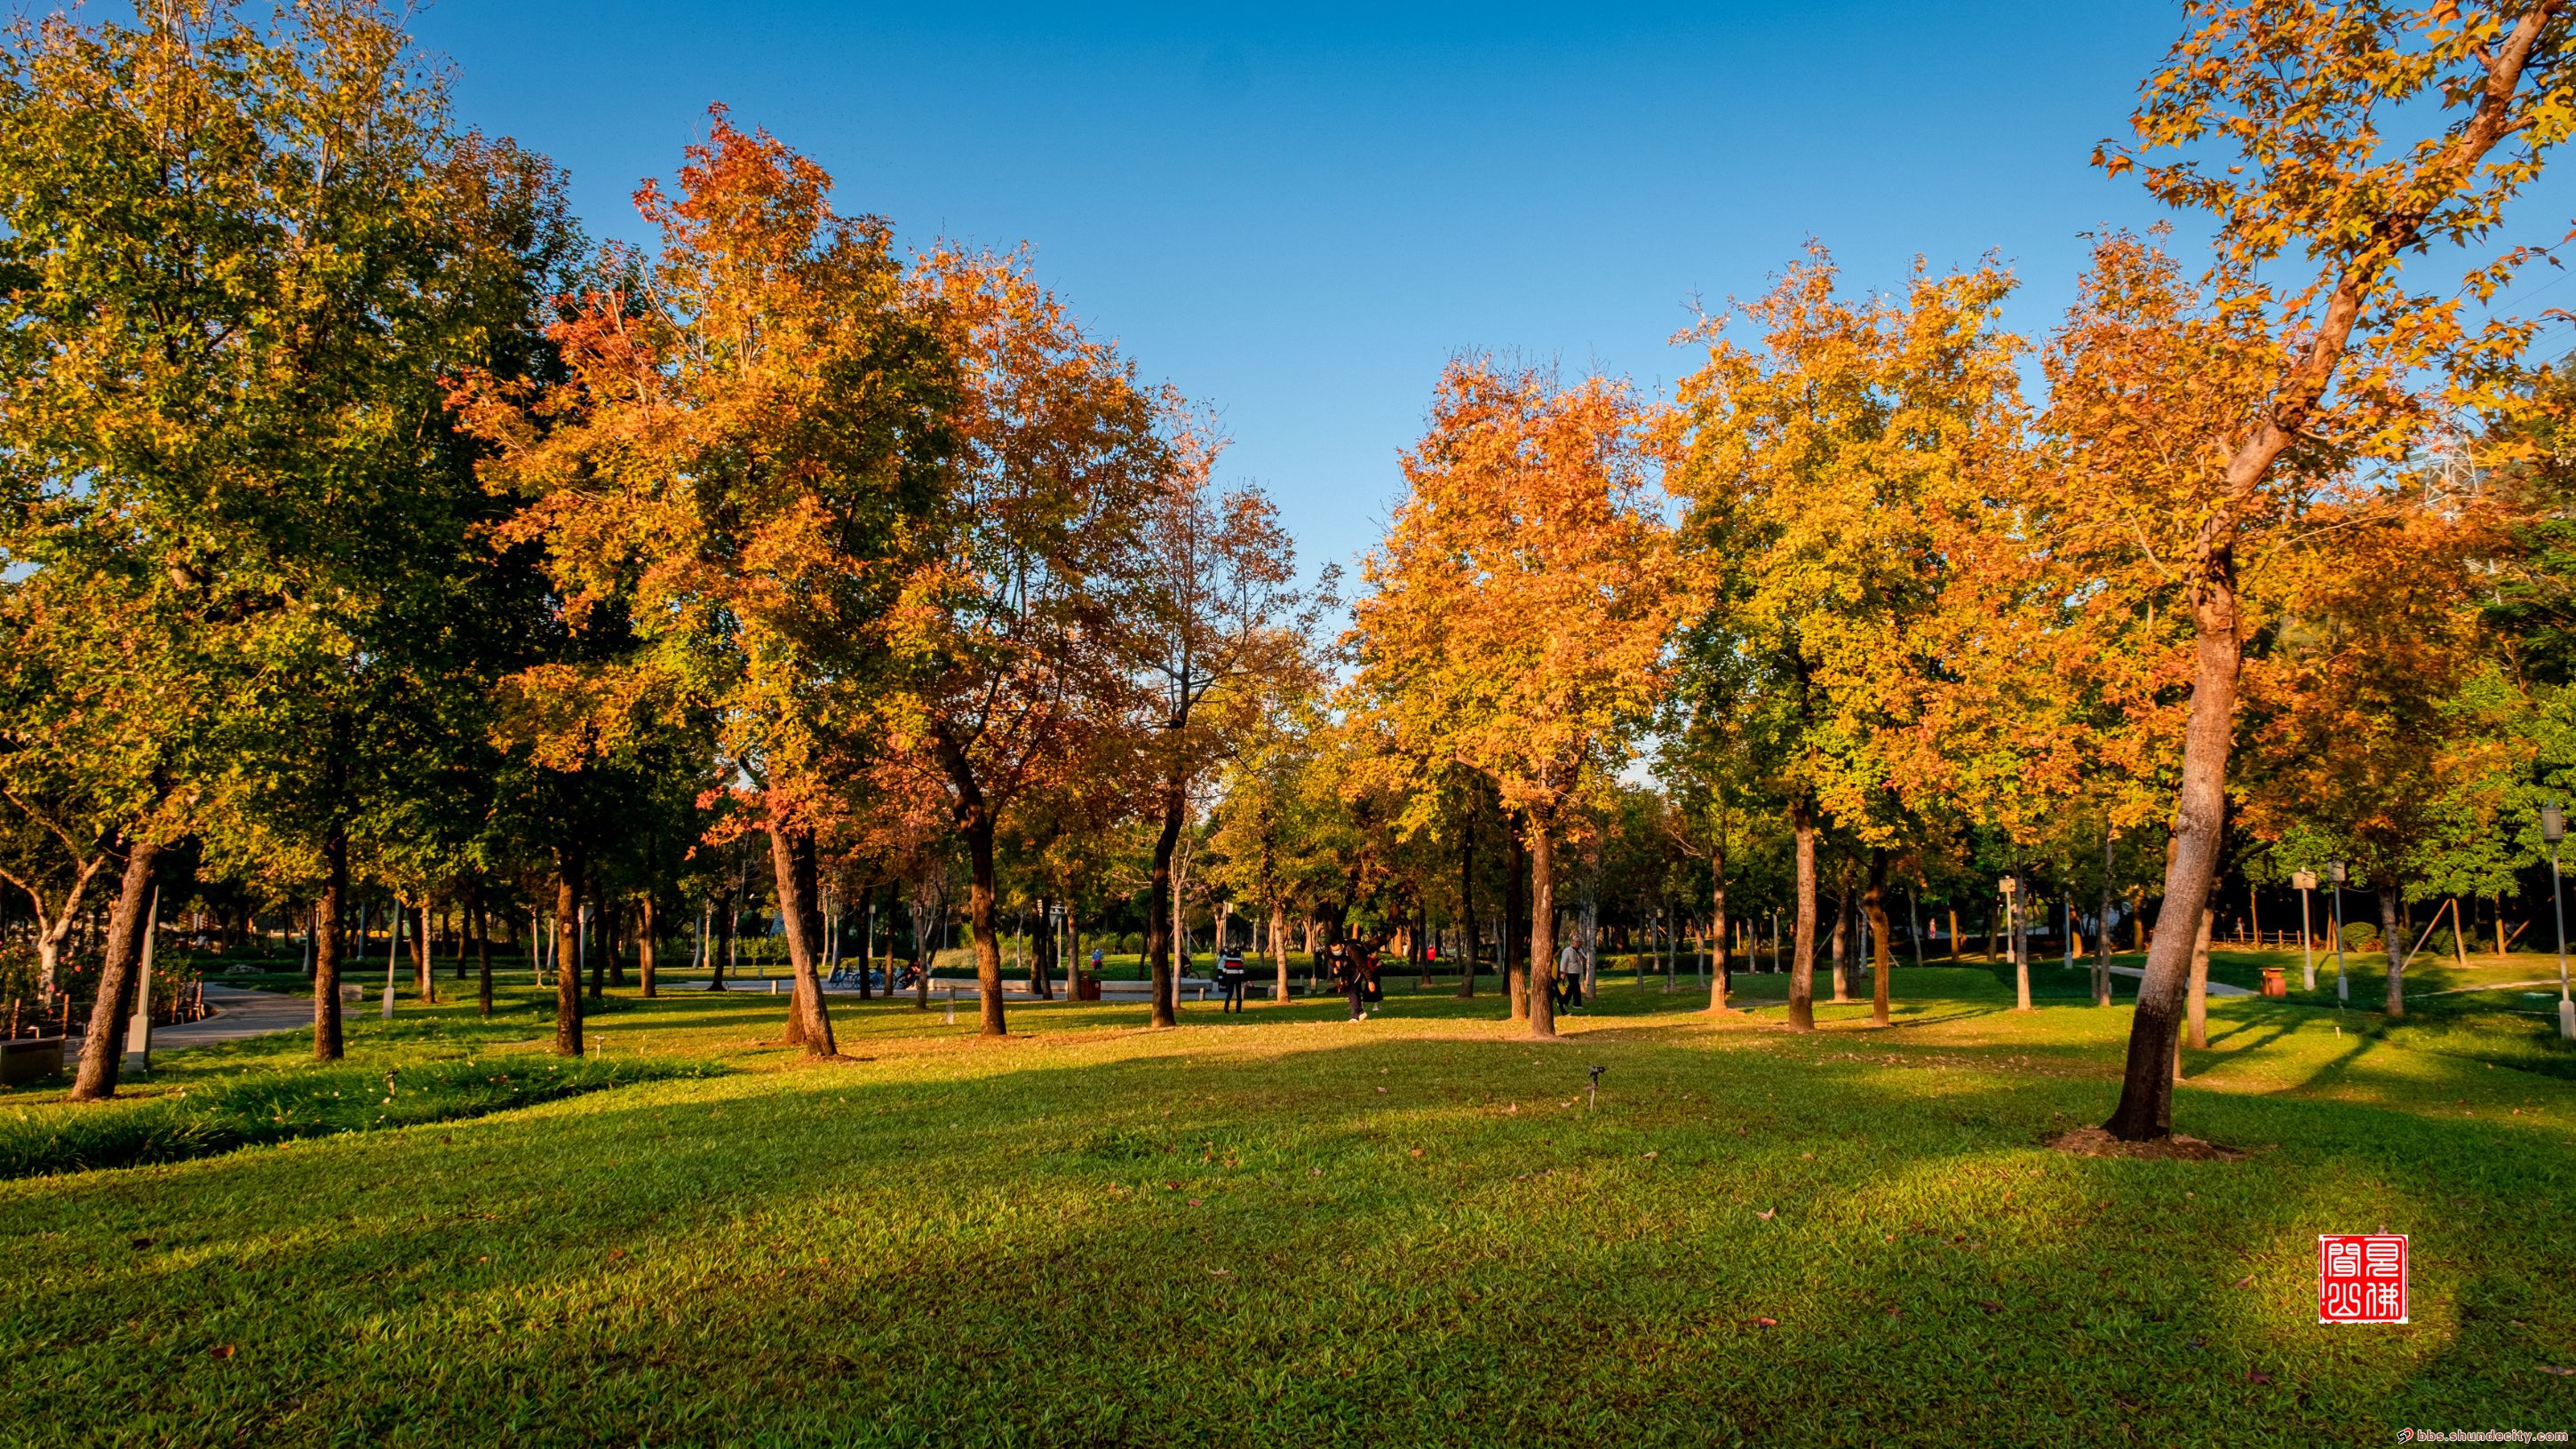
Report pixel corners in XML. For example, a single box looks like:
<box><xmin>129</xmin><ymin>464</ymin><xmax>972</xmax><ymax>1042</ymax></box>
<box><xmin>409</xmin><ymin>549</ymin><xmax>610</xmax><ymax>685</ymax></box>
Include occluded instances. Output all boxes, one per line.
<box><xmin>457</xmin><ymin>111</ymin><xmax>951</xmax><ymax>1058</ymax></box>
<box><xmin>1349</xmin><ymin>356</ymin><xmax>1676</xmax><ymax>1039</ymax></box>
<box><xmin>2094</xmin><ymin>1</ymin><xmax>2576</xmax><ymax>1140</ymax></box>
<box><xmin>1131</xmin><ymin>422</ymin><xmax>1318</xmax><ymax>1025</ymax></box>
<box><xmin>1665</xmin><ymin>252</ymin><xmax>2022</xmax><ymax>1031</ymax></box>
<box><xmin>0</xmin><ymin>1</ymin><xmax>574</xmax><ymax>1081</ymax></box>
<box><xmin>889</xmin><ymin>249</ymin><xmax>1161</xmax><ymax>1037</ymax></box>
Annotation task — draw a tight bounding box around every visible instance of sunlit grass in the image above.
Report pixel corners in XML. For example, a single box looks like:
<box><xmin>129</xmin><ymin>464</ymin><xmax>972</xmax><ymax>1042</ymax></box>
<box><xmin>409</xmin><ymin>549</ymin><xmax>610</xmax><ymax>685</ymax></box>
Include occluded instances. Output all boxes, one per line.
<box><xmin>4</xmin><ymin>967</ymin><xmax>2570</xmax><ymax>1445</ymax></box>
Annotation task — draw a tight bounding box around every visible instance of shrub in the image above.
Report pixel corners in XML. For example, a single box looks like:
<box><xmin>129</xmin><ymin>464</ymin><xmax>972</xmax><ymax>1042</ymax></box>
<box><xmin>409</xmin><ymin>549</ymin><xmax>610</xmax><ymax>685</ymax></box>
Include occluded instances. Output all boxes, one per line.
<box><xmin>2341</xmin><ymin>922</ymin><xmax>2381</xmax><ymax>954</ymax></box>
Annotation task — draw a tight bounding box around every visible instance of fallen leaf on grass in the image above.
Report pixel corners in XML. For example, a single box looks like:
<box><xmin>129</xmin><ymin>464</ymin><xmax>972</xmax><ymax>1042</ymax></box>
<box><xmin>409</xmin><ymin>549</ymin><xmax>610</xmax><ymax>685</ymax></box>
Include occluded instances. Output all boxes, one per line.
<box><xmin>2233</xmin><ymin>1275</ymin><xmax>2253</xmax><ymax>1289</ymax></box>
<box><xmin>1975</xmin><ymin>1301</ymin><xmax>2004</xmax><ymax>1314</ymax></box>
<box><xmin>1187</xmin><ymin>1199</ymin><xmax>1202</xmax><ymax>1206</ymax></box>
<box><xmin>1643</xmin><ymin>1150</ymin><xmax>1658</xmax><ymax>1160</ymax></box>
<box><xmin>1755</xmin><ymin>1209</ymin><xmax>1777</xmax><ymax>1222</ymax></box>
<box><xmin>1207</xmin><ymin>1269</ymin><xmax>1231</xmax><ymax>1278</ymax></box>
<box><xmin>208</xmin><ymin>1345</ymin><xmax>235</xmax><ymax>1359</ymax></box>
<box><xmin>1749</xmin><ymin>1317</ymin><xmax>1779</xmax><ymax>1328</ymax></box>
<box><xmin>2540</xmin><ymin>1365</ymin><xmax>2576</xmax><ymax>1376</ymax></box>
<box><xmin>1409</xmin><ymin>1148</ymin><xmax>1423</xmax><ymax>1158</ymax></box>
<box><xmin>2245</xmin><ymin>1370</ymin><xmax>2273</xmax><ymax>1385</ymax></box>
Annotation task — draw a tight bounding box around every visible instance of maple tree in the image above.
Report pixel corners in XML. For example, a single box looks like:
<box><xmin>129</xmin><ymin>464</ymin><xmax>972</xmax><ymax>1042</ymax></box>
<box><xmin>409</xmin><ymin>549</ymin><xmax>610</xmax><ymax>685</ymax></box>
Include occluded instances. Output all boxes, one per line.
<box><xmin>2091</xmin><ymin>0</ymin><xmax>2576</xmax><ymax>1140</ymax></box>
<box><xmin>1348</xmin><ymin>356</ymin><xmax>1677</xmax><ymax>1039</ymax></box>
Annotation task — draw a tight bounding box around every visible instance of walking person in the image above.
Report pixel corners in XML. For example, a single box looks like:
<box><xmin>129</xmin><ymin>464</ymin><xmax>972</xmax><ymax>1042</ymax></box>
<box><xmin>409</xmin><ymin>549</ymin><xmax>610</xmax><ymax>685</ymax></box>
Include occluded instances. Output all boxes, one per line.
<box><xmin>1219</xmin><ymin>943</ymin><xmax>1249</xmax><ymax>1014</ymax></box>
<box><xmin>1332</xmin><ymin>940</ymin><xmax>1364</xmax><ymax>1022</ymax></box>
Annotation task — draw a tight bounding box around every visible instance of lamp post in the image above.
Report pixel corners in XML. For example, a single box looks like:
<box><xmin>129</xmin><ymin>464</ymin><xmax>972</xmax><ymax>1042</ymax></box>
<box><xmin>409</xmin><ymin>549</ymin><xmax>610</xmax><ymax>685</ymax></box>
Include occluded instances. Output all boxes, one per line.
<box><xmin>2292</xmin><ymin>871</ymin><xmax>2318</xmax><ymax>991</ymax></box>
<box><xmin>2544</xmin><ymin>801</ymin><xmax>2571</xmax><ymax>1041</ymax></box>
<box><xmin>2329</xmin><ymin>862</ymin><xmax>2349</xmax><ymax>1006</ymax></box>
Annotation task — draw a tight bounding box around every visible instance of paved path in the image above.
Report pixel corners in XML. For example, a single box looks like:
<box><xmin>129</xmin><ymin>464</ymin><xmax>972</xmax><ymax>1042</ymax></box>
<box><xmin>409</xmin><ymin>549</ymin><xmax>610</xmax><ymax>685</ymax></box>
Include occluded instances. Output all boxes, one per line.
<box><xmin>2104</xmin><ymin>964</ymin><xmax>2255</xmax><ymax>998</ymax></box>
<box><xmin>144</xmin><ymin>983</ymin><xmax>313</xmax><ymax>1049</ymax></box>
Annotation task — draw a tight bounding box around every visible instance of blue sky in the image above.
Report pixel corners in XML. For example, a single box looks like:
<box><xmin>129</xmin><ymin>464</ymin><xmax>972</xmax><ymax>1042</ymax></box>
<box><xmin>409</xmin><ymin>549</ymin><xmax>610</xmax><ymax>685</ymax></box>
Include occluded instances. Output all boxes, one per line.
<box><xmin>401</xmin><ymin>2</ymin><xmax>2516</xmax><ymax>581</ymax></box>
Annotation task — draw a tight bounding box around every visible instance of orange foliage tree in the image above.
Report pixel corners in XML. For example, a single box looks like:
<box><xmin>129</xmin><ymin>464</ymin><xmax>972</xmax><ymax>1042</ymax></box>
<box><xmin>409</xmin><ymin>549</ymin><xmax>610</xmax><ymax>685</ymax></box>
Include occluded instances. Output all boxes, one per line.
<box><xmin>455</xmin><ymin>109</ymin><xmax>952</xmax><ymax>1058</ymax></box>
<box><xmin>886</xmin><ymin>249</ymin><xmax>1163</xmax><ymax>1037</ymax></box>
<box><xmin>2092</xmin><ymin>1</ymin><xmax>2576</xmax><ymax>1140</ymax></box>
<box><xmin>1348</xmin><ymin>356</ymin><xmax>1677</xmax><ymax>1039</ymax></box>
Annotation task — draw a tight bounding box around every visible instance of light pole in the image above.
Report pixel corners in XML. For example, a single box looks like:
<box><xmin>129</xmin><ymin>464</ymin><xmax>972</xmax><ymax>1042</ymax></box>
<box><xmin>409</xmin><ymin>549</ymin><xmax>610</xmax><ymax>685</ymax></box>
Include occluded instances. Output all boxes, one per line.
<box><xmin>2292</xmin><ymin>870</ymin><xmax>2318</xmax><ymax>991</ymax></box>
<box><xmin>2329</xmin><ymin>862</ymin><xmax>2349</xmax><ymax>1006</ymax></box>
<box><xmin>2544</xmin><ymin>801</ymin><xmax>2571</xmax><ymax>1041</ymax></box>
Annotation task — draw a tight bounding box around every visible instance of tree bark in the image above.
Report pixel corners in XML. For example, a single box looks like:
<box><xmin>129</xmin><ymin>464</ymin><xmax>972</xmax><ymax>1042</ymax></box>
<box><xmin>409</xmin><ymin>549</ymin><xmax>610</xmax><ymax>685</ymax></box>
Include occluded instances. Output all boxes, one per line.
<box><xmin>1504</xmin><ymin>813</ymin><xmax>1529</xmax><ymax>1021</ymax></box>
<box><xmin>1708</xmin><ymin>836</ymin><xmax>1732</xmax><ymax>1012</ymax></box>
<box><xmin>638</xmin><ymin>895</ymin><xmax>657</xmax><ymax>999</ymax></box>
<box><xmin>475</xmin><ymin>894</ymin><xmax>493</xmax><ymax>1017</ymax></box>
<box><xmin>710</xmin><ymin>887</ymin><xmax>732</xmax><ymax>991</ymax></box>
<box><xmin>1865</xmin><ymin>849</ymin><xmax>1891</xmax><ymax>1027</ymax></box>
<box><xmin>70</xmin><ymin>839</ymin><xmax>163</xmax><ymax>1101</ymax></box>
<box><xmin>313</xmin><ymin>827</ymin><xmax>347</xmax><ymax>1060</ymax></box>
<box><xmin>2095</xmin><ymin>825</ymin><xmax>2117</xmax><ymax>1007</ymax></box>
<box><xmin>2103</xmin><ymin>525</ymin><xmax>2241</xmax><ymax>1140</ymax></box>
<box><xmin>1527</xmin><ymin>816</ymin><xmax>1558</xmax><ymax>1039</ymax></box>
<box><xmin>1787</xmin><ymin>798</ymin><xmax>1817</xmax><ymax>1031</ymax></box>
<box><xmin>961</xmin><ymin>812</ymin><xmax>1007</xmax><ymax>1037</ymax></box>
<box><xmin>1456</xmin><ymin>796</ymin><xmax>1479</xmax><ymax>999</ymax></box>
<box><xmin>414</xmin><ymin>900</ymin><xmax>434</xmax><ymax>1002</ymax></box>
<box><xmin>2379</xmin><ymin>885</ymin><xmax>2406</xmax><ymax>1020</ymax></box>
<box><xmin>553</xmin><ymin>847</ymin><xmax>584</xmax><ymax>1057</ymax></box>
<box><xmin>1146</xmin><ymin>774</ymin><xmax>1184</xmax><ymax>1028</ymax></box>
<box><xmin>767</xmin><ymin>822</ymin><xmax>838</xmax><ymax>1056</ymax></box>
<box><xmin>1269</xmin><ymin>902</ymin><xmax>1291</xmax><ymax>1004</ymax></box>
<box><xmin>1828</xmin><ymin>890</ymin><xmax>1850</xmax><ymax>1004</ymax></box>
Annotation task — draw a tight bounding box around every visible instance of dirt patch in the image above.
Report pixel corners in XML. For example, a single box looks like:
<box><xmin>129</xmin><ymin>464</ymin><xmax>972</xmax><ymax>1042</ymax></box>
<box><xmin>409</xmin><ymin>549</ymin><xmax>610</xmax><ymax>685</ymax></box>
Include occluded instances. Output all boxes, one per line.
<box><xmin>2047</xmin><ymin>1127</ymin><xmax>2247</xmax><ymax>1161</ymax></box>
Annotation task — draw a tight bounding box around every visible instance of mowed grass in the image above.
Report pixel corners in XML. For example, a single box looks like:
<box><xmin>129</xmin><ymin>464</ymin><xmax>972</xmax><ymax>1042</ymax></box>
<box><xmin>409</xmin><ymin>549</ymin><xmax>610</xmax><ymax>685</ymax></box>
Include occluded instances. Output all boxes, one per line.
<box><xmin>4</xmin><ymin>967</ymin><xmax>2573</xmax><ymax>1446</ymax></box>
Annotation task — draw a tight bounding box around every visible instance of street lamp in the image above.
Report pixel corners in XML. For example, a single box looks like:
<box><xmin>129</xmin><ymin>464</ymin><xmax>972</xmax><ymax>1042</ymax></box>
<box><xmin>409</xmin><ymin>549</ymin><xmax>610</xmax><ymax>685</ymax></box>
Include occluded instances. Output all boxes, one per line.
<box><xmin>2329</xmin><ymin>862</ymin><xmax>2349</xmax><ymax>1006</ymax></box>
<box><xmin>2292</xmin><ymin>870</ymin><xmax>2318</xmax><ymax>992</ymax></box>
<box><xmin>2545</xmin><ymin>801</ymin><xmax>2572</xmax><ymax>1041</ymax></box>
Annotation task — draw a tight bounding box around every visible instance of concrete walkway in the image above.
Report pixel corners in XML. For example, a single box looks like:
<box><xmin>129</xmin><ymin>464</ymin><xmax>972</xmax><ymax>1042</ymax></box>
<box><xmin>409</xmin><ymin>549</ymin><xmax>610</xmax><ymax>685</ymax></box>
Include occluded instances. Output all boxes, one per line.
<box><xmin>2104</xmin><ymin>964</ymin><xmax>2255</xmax><ymax>998</ymax></box>
<box><xmin>142</xmin><ymin>983</ymin><xmax>313</xmax><ymax>1049</ymax></box>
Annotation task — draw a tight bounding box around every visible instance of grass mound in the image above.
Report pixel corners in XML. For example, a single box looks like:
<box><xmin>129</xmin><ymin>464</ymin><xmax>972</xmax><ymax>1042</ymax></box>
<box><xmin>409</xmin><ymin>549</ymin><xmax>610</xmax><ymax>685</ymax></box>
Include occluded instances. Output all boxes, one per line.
<box><xmin>0</xmin><ymin>1055</ymin><xmax>722</xmax><ymax>1179</ymax></box>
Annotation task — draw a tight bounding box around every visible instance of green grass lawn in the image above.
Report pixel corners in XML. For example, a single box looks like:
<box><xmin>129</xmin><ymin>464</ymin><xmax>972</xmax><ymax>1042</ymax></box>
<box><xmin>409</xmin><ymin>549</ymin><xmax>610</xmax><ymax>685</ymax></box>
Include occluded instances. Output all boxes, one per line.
<box><xmin>5</xmin><ymin>965</ymin><xmax>2572</xmax><ymax>1445</ymax></box>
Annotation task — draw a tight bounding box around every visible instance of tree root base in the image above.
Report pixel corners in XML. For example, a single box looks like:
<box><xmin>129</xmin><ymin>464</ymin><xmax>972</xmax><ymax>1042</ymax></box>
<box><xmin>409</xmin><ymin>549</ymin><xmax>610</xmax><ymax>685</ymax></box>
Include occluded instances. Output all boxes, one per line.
<box><xmin>2048</xmin><ymin>1127</ymin><xmax>2246</xmax><ymax>1161</ymax></box>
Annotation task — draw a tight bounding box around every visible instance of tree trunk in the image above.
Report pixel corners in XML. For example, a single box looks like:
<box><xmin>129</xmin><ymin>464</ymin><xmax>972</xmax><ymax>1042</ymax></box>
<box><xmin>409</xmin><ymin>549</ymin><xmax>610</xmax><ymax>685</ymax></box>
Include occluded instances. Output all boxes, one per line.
<box><xmin>1828</xmin><ymin>891</ymin><xmax>1850</xmax><ymax>1003</ymax></box>
<box><xmin>1269</xmin><ymin>902</ymin><xmax>1291</xmax><ymax>1003</ymax></box>
<box><xmin>2103</xmin><ymin>527</ymin><xmax>2241</xmax><ymax>1141</ymax></box>
<box><xmin>1527</xmin><ymin>816</ymin><xmax>1558</xmax><ymax>1039</ymax></box>
<box><xmin>1504</xmin><ymin>814</ymin><xmax>1529</xmax><ymax>1021</ymax></box>
<box><xmin>1147</xmin><ymin>775</ymin><xmax>1184</xmax><ymax>1028</ymax></box>
<box><xmin>313</xmin><ymin>827</ymin><xmax>347</xmax><ymax>1060</ymax></box>
<box><xmin>710</xmin><ymin>888</ymin><xmax>732</xmax><ymax>991</ymax></box>
<box><xmin>2095</xmin><ymin>825</ymin><xmax>2117</xmax><ymax>1007</ymax></box>
<box><xmin>2012</xmin><ymin>872</ymin><xmax>2033</xmax><ymax>1013</ymax></box>
<box><xmin>413</xmin><ymin>900</ymin><xmax>434</xmax><ymax>1002</ymax></box>
<box><xmin>1787</xmin><ymin>798</ymin><xmax>1817</xmax><ymax>1031</ymax></box>
<box><xmin>767</xmin><ymin>822</ymin><xmax>838</xmax><ymax>1056</ymax></box>
<box><xmin>1457</xmin><ymin>793</ymin><xmax>1479</xmax><ymax>999</ymax></box>
<box><xmin>638</xmin><ymin>896</ymin><xmax>657</xmax><ymax>999</ymax></box>
<box><xmin>2379</xmin><ymin>885</ymin><xmax>2406</xmax><ymax>1020</ymax></box>
<box><xmin>1708</xmin><ymin>843</ymin><xmax>1731</xmax><ymax>1013</ymax></box>
<box><xmin>962</xmin><ymin>814</ymin><xmax>1007</xmax><ymax>1037</ymax></box>
<box><xmin>71</xmin><ymin>839</ymin><xmax>163</xmax><ymax>1101</ymax></box>
<box><xmin>553</xmin><ymin>848</ymin><xmax>585</xmax><ymax>1057</ymax></box>
<box><xmin>475</xmin><ymin>895</ymin><xmax>493</xmax><ymax>1017</ymax></box>
<box><xmin>1865</xmin><ymin>849</ymin><xmax>1891</xmax><ymax>1027</ymax></box>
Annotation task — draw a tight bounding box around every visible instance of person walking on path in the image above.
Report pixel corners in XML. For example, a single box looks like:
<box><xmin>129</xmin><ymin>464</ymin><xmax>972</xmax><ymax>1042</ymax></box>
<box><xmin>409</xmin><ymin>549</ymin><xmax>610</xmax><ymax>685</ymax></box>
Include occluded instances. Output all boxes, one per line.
<box><xmin>1219</xmin><ymin>944</ymin><xmax>1249</xmax><ymax>1014</ymax></box>
<box><xmin>1331</xmin><ymin>940</ymin><xmax>1364</xmax><ymax>1022</ymax></box>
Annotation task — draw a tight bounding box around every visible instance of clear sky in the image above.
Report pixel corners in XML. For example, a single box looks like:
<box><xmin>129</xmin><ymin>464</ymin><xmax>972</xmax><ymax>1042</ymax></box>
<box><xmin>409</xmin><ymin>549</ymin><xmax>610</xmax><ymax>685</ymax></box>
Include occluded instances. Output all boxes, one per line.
<box><xmin>398</xmin><ymin>2</ymin><xmax>2536</xmax><ymax>582</ymax></box>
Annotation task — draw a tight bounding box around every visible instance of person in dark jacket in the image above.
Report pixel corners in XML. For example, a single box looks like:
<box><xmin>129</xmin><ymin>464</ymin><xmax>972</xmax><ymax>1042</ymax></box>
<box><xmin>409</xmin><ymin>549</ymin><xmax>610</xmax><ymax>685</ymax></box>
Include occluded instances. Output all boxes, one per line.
<box><xmin>1219</xmin><ymin>945</ymin><xmax>1249</xmax><ymax>1013</ymax></box>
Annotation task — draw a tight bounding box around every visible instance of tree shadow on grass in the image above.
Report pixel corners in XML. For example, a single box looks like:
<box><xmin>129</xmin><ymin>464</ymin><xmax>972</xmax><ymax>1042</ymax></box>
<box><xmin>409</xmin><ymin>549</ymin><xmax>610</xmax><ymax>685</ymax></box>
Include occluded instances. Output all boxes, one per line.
<box><xmin>8</xmin><ymin>1009</ymin><xmax>2575</xmax><ymax>1445</ymax></box>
